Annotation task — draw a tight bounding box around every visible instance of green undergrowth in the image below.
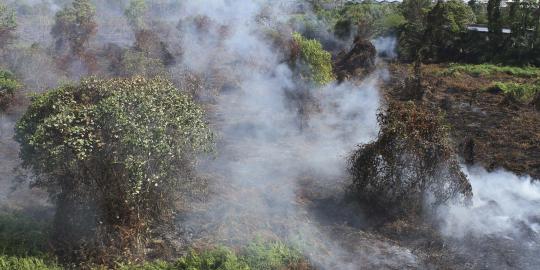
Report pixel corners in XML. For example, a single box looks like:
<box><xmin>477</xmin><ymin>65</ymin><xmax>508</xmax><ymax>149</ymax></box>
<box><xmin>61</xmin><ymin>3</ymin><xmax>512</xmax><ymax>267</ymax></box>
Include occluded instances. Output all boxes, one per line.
<box><xmin>0</xmin><ymin>256</ymin><xmax>62</xmax><ymax>270</ymax></box>
<box><xmin>0</xmin><ymin>211</ymin><xmax>51</xmax><ymax>257</ymax></box>
<box><xmin>117</xmin><ymin>240</ymin><xmax>307</xmax><ymax>270</ymax></box>
<box><xmin>0</xmin><ymin>211</ymin><xmax>59</xmax><ymax>270</ymax></box>
<box><xmin>0</xmin><ymin>211</ymin><xmax>307</xmax><ymax>270</ymax></box>
<box><xmin>486</xmin><ymin>82</ymin><xmax>540</xmax><ymax>103</ymax></box>
<box><xmin>440</xmin><ymin>64</ymin><xmax>540</xmax><ymax>78</ymax></box>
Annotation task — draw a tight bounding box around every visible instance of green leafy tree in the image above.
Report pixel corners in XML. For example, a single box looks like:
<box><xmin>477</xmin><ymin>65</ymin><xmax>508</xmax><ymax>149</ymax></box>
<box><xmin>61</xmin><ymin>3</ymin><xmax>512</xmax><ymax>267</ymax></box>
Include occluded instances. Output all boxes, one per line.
<box><xmin>487</xmin><ymin>0</ymin><xmax>504</xmax><ymax>52</ymax></box>
<box><xmin>125</xmin><ymin>0</ymin><xmax>148</xmax><ymax>31</ymax></box>
<box><xmin>0</xmin><ymin>70</ymin><xmax>21</xmax><ymax>110</ymax></box>
<box><xmin>468</xmin><ymin>0</ymin><xmax>488</xmax><ymax>24</ymax></box>
<box><xmin>51</xmin><ymin>0</ymin><xmax>97</xmax><ymax>56</ymax></box>
<box><xmin>0</xmin><ymin>4</ymin><xmax>16</xmax><ymax>50</ymax></box>
<box><xmin>398</xmin><ymin>0</ymin><xmax>432</xmax><ymax>60</ymax></box>
<box><xmin>505</xmin><ymin>0</ymin><xmax>540</xmax><ymax>63</ymax></box>
<box><xmin>291</xmin><ymin>32</ymin><xmax>335</xmax><ymax>85</ymax></box>
<box><xmin>15</xmin><ymin>76</ymin><xmax>213</xmax><ymax>264</ymax></box>
<box><xmin>423</xmin><ymin>0</ymin><xmax>475</xmax><ymax>61</ymax></box>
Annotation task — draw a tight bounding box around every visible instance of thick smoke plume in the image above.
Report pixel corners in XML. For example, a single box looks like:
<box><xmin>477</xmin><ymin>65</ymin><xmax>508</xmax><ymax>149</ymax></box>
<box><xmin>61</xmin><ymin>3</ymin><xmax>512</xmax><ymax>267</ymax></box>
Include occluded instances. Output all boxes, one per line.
<box><xmin>437</xmin><ymin>167</ymin><xmax>540</xmax><ymax>269</ymax></box>
<box><xmin>172</xmin><ymin>1</ymin><xmax>423</xmax><ymax>269</ymax></box>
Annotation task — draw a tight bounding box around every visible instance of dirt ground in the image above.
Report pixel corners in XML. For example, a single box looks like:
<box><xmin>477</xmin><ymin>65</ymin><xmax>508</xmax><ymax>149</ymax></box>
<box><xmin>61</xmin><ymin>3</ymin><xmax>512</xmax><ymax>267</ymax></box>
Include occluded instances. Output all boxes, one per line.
<box><xmin>383</xmin><ymin>63</ymin><xmax>540</xmax><ymax>180</ymax></box>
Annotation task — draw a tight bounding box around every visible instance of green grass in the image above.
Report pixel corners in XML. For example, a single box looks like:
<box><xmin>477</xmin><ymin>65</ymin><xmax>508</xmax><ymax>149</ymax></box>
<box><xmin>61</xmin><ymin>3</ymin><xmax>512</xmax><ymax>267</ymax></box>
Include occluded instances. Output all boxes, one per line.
<box><xmin>0</xmin><ymin>256</ymin><xmax>62</xmax><ymax>270</ymax></box>
<box><xmin>116</xmin><ymin>240</ymin><xmax>307</xmax><ymax>270</ymax></box>
<box><xmin>487</xmin><ymin>82</ymin><xmax>540</xmax><ymax>103</ymax></box>
<box><xmin>0</xmin><ymin>212</ymin><xmax>59</xmax><ymax>270</ymax></box>
<box><xmin>240</xmin><ymin>239</ymin><xmax>304</xmax><ymax>270</ymax></box>
<box><xmin>440</xmin><ymin>64</ymin><xmax>540</xmax><ymax>78</ymax></box>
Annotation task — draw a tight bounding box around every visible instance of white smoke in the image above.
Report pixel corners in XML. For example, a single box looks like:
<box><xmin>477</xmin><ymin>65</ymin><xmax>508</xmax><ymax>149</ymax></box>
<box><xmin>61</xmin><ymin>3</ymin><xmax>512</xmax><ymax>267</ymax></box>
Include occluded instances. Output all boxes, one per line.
<box><xmin>174</xmin><ymin>1</ymin><xmax>423</xmax><ymax>269</ymax></box>
<box><xmin>439</xmin><ymin>166</ymin><xmax>540</xmax><ymax>238</ymax></box>
<box><xmin>372</xmin><ymin>36</ymin><xmax>397</xmax><ymax>59</ymax></box>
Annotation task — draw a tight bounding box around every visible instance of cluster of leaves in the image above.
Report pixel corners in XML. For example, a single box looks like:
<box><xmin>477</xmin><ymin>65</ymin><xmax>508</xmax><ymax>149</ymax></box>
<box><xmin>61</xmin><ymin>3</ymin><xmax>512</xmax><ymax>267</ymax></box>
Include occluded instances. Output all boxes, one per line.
<box><xmin>0</xmin><ymin>3</ymin><xmax>16</xmax><ymax>50</ymax></box>
<box><xmin>0</xmin><ymin>69</ymin><xmax>21</xmax><ymax>110</ymax></box>
<box><xmin>15</xmin><ymin>76</ymin><xmax>213</xmax><ymax>264</ymax></box>
<box><xmin>441</xmin><ymin>63</ymin><xmax>540</xmax><ymax>78</ymax></box>
<box><xmin>291</xmin><ymin>32</ymin><xmax>335</xmax><ymax>85</ymax></box>
<box><xmin>349</xmin><ymin>102</ymin><xmax>472</xmax><ymax>217</ymax></box>
<box><xmin>51</xmin><ymin>0</ymin><xmax>97</xmax><ymax>55</ymax></box>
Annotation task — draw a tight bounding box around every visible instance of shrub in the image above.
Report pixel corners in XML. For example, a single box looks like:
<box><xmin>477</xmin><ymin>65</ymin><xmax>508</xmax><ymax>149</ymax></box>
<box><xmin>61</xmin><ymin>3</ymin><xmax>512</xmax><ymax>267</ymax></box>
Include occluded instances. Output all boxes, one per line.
<box><xmin>15</xmin><ymin>76</ymin><xmax>213</xmax><ymax>265</ymax></box>
<box><xmin>0</xmin><ymin>70</ymin><xmax>21</xmax><ymax>110</ymax></box>
<box><xmin>0</xmin><ymin>212</ymin><xmax>51</xmax><ymax>257</ymax></box>
<box><xmin>488</xmin><ymin>82</ymin><xmax>540</xmax><ymax>103</ymax></box>
<box><xmin>291</xmin><ymin>32</ymin><xmax>335</xmax><ymax>86</ymax></box>
<box><xmin>0</xmin><ymin>256</ymin><xmax>61</xmax><ymax>270</ymax></box>
<box><xmin>349</xmin><ymin>102</ymin><xmax>472</xmax><ymax>217</ymax></box>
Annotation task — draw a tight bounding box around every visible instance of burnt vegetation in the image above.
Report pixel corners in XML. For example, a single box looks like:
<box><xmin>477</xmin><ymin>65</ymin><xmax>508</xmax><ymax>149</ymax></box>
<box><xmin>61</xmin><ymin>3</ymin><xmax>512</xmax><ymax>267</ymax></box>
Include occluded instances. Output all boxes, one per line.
<box><xmin>349</xmin><ymin>102</ymin><xmax>472</xmax><ymax>218</ymax></box>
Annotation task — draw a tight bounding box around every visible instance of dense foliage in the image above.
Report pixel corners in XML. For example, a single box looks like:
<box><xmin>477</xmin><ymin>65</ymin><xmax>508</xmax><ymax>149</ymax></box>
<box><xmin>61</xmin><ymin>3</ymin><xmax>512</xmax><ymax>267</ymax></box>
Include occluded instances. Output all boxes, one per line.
<box><xmin>349</xmin><ymin>102</ymin><xmax>472</xmax><ymax>217</ymax></box>
<box><xmin>315</xmin><ymin>2</ymin><xmax>405</xmax><ymax>39</ymax></box>
<box><xmin>0</xmin><ymin>70</ymin><xmax>21</xmax><ymax>110</ymax></box>
<box><xmin>15</xmin><ymin>77</ymin><xmax>213</xmax><ymax>264</ymax></box>
<box><xmin>291</xmin><ymin>32</ymin><xmax>335</xmax><ymax>85</ymax></box>
<box><xmin>399</xmin><ymin>0</ymin><xmax>475</xmax><ymax>62</ymax></box>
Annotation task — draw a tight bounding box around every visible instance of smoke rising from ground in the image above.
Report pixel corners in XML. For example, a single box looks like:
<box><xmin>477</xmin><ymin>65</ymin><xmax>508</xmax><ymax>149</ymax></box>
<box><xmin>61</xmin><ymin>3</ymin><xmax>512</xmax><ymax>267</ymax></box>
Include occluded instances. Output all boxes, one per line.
<box><xmin>173</xmin><ymin>1</ymin><xmax>424</xmax><ymax>268</ymax></box>
<box><xmin>439</xmin><ymin>166</ymin><xmax>540</xmax><ymax>238</ymax></box>
<box><xmin>437</xmin><ymin>167</ymin><xmax>540</xmax><ymax>270</ymax></box>
<box><xmin>1</xmin><ymin>1</ymin><xmax>539</xmax><ymax>269</ymax></box>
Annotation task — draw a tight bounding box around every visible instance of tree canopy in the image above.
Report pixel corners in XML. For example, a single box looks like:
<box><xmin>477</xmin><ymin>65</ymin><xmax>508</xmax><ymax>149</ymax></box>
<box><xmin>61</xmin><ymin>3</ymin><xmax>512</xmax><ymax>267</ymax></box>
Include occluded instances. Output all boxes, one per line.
<box><xmin>15</xmin><ymin>76</ymin><xmax>213</xmax><ymax>263</ymax></box>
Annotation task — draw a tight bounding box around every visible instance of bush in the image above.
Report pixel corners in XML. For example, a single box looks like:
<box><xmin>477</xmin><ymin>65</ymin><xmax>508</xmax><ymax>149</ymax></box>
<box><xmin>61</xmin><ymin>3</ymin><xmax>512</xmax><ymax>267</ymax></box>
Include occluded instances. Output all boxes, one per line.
<box><xmin>15</xmin><ymin>76</ymin><xmax>213</xmax><ymax>265</ymax></box>
<box><xmin>291</xmin><ymin>32</ymin><xmax>335</xmax><ymax>86</ymax></box>
<box><xmin>0</xmin><ymin>212</ymin><xmax>51</xmax><ymax>257</ymax></box>
<box><xmin>349</xmin><ymin>102</ymin><xmax>472</xmax><ymax>217</ymax></box>
<box><xmin>488</xmin><ymin>82</ymin><xmax>540</xmax><ymax>103</ymax></box>
<box><xmin>0</xmin><ymin>70</ymin><xmax>21</xmax><ymax>110</ymax></box>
